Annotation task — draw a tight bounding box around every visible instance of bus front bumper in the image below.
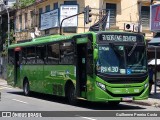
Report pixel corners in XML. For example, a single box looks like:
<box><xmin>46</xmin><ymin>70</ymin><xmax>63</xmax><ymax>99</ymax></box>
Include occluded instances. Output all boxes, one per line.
<box><xmin>92</xmin><ymin>83</ymin><xmax>149</xmax><ymax>102</ymax></box>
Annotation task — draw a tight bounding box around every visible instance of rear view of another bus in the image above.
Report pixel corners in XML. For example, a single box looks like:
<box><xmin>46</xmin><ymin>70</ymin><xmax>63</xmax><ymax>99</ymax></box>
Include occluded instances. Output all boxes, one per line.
<box><xmin>93</xmin><ymin>32</ymin><xmax>148</xmax><ymax>104</ymax></box>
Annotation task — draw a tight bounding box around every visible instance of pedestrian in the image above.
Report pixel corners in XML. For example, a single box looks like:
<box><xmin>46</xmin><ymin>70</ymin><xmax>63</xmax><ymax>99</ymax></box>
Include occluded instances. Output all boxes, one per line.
<box><xmin>148</xmin><ymin>65</ymin><xmax>154</xmax><ymax>95</ymax></box>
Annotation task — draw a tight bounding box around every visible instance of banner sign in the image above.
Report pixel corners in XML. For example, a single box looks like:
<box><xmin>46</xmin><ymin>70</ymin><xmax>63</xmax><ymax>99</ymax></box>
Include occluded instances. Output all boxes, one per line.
<box><xmin>40</xmin><ymin>9</ymin><xmax>59</xmax><ymax>30</ymax></box>
<box><xmin>150</xmin><ymin>4</ymin><xmax>160</xmax><ymax>31</ymax></box>
<box><xmin>60</xmin><ymin>5</ymin><xmax>78</xmax><ymax>27</ymax></box>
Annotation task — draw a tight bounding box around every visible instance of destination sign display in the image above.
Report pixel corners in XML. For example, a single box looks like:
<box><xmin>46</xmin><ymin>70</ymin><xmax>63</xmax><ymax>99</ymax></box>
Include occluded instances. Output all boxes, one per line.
<box><xmin>98</xmin><ymin>33</ymin><xmax>143</xmax><ymax>42</ymax></box>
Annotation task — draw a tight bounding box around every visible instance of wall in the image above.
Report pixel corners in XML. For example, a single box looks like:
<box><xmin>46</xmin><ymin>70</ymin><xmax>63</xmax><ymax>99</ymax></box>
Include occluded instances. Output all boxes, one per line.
<box><xmin>14</xmin><ymin>0</ymin><xmax>160</xmax><ymax>42</ymax></box>
<box><xmin>15</xmin><ymin>5</ymin><xmax>35</xmax><ymax>42</ymax></box>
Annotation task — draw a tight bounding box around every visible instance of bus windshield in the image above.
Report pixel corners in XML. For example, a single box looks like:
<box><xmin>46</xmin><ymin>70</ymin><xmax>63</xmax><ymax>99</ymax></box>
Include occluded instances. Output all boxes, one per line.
<box><xmin>96</xmin><ymin>44</ymin><xmax>147</xmax><ymax>75</ymax></box>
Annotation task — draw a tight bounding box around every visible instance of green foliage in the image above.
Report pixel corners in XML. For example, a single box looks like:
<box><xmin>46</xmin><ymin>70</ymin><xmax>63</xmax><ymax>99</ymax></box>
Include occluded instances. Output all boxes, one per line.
<box><xmin>1</xmin><ymin>29</ymin><xmax>15</xmax><ymax>56</ymax></box>
<box><xmin>14</xmin><ymin>0</ymin><xmax>35</xmax><ymax>8</ymax></box>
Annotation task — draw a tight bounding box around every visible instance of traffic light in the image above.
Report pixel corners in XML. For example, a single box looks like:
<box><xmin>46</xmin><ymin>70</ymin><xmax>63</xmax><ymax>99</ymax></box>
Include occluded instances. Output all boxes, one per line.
<box><xmin>84</xmin><ymin>5</ymin><xmax>92</xmax><ymax>24</ymax></box>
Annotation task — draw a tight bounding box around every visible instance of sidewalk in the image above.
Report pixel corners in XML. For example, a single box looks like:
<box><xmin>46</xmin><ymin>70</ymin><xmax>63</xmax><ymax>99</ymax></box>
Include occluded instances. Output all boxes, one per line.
<box><xmin>0</xmin><ymin>78</ymin><xmax>7</xmax><ymax>86</ymax></box>
<box><xmin>0</xmin><ymin>78</ymin><xmax>159</xmax><ymax>107</ymax></box>
<box><xmin>130</xmin><ymin>85</ymin><xmax>160</xmax><ymax>107</ymax></box>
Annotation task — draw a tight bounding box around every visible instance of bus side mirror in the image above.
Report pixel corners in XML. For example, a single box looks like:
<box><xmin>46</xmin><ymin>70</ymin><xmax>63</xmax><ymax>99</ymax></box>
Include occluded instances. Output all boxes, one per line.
<box><xmin>94</xmin><ymin>49</ymin><xmax>98</xmax><ymax>60</ymax></box>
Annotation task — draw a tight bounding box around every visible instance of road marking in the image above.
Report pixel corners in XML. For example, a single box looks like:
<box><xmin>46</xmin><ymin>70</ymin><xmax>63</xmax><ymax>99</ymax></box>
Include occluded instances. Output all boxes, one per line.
<box><xmin>75</xmin><ymin>115</ymin><xmax>96</xmax><ymax>120</ymax></box>
<box><xmin>12</xmin><ymin>99</ymin><xmax>28</xmax><ymax>104</ymax></box>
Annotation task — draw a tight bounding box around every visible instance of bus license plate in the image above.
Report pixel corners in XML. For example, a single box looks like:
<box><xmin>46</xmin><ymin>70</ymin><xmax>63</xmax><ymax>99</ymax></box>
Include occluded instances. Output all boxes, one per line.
<box><xmin>122</xmin><ymin>97</ymin><xmax>133</xmax><ymax>101</ymax></box>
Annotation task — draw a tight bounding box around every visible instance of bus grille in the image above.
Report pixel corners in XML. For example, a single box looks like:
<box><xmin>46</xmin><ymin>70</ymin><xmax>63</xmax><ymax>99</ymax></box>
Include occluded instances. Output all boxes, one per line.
<box><xmin>106</xmin><ymin>89</ymin><xmax>145</xmax><ymax>97</ymax></box>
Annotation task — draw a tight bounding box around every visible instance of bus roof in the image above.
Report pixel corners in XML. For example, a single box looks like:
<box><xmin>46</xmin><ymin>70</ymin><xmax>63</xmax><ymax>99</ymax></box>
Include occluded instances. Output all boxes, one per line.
<box><xmin>8</xmin><ymin>34</ymin><xmax>73</xmax><ymax>49</ymax></box>
<box><xmin>8</xmin><ymin>31</ymin><xmax>143</xmax><ymax>49</ymax></box>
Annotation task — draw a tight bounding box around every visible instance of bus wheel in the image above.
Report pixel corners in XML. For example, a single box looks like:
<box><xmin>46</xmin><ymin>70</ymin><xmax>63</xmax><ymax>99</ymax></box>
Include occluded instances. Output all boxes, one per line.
<box><xmin>23</xmin><ymin>80</ymin><xmax>30</xmax><ymax>96</ymax></box>
<box><xmin>67</xmin><ymin>84</ymin><xmax>77</xmax><ymax>105</ymax></box>
<box><xmin>108</xmin><ymin>101</ymin><xmax>120</xmax><ymax>106</ymax></box>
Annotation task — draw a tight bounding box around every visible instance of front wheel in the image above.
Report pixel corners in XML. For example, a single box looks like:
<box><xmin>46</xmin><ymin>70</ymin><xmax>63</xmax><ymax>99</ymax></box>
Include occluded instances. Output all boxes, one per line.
<box><xmin>23</xmin><ymin>80</ymin><xmax>30</xmax><ymax>96</ymax></box>
<box><xmin>67</xmin><ymin>84</ymin><xmax>77</xmax><ymax>105</ymax></box>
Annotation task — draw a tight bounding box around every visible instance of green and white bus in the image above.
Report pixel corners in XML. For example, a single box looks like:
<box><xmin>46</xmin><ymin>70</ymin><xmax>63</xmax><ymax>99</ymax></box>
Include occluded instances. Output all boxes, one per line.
<box><xmin>7</xmin><ymin>31</ymin><xmax>149</xmax><ymax>105</ymax></box>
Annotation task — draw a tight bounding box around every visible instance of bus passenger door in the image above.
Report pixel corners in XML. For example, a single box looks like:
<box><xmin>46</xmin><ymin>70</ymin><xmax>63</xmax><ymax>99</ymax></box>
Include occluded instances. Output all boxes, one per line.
<box><xmin>76</xmin><ymin>43</ymin><xmax>87</xmax><ymax>98</ymax></box>
<box><xmin>14</xmin><ymin>51</ymin><xmax>20</xmax><ymax>86</ymax></box>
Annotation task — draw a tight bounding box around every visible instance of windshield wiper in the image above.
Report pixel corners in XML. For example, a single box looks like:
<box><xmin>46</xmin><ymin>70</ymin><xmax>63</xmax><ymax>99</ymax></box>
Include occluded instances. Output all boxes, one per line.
<box><xmin>109</xmin><ymin>43</ymin><xmax>123</xmax><ymax>57</ymax></box>
<box><xmin>128</xmin><ymin>43</ymin><xmax>137</xmax><ymax>56</ymax></box>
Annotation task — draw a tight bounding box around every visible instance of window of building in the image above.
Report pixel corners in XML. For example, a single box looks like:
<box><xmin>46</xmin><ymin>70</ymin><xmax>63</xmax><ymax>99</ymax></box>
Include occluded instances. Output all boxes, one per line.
<box><xmin>47</xmin><ymin>43</ymin><xmax>59</xmax><ymax>64</ymax></box>
<box><xmin>59</xmin><ymin>41</ymin><xmax>74</xmax><ymax>64</ymax></box>
<box><xmin>106</xmin><ymin>3</ymin><xmax>117</xmax><ymax>27</ymax></box>
<box><xmin>24</xmin><ymin>13</ymin><xmax>28</xmax><ymax>29</ymax></box>
<box><xmin>30</xmin><ymin>11</ymin><xmax>34</xmax><ymax>27</ymax></box>
<box><xmin>39</xmin><ymin>8</ymin><xmax>43</xmax><ymax>13</ymax></box>
<box><xmin>15</xmin><ymin>16</ymin><xmax>19</xmax><ymax>31</ymax></box>
<box><xmin>46</xmin><ymin>5</ymin><xmax>50</xmax><ymax>12</ymax></box>
<box><xmin>64</xmin><ymin>1</ymin><xmax>77</xmax><ymax>5</ymax></box>
<box><xmin>26</xmin><ymin>47</ymin><xmax>36</xmax><ymax>64</ymax></box>
<box><xmin>19</xmin><ymin>15</ymin><xmax>22</xmax><ymax>31</ymax></box>
<box><xmin>53</xmin><ymin>2</ymin><xmax>58</xmax><ymax>10</ymax></box>
<box><xmin>141</xmin><ymin>6</ymin><xmax>150</xmax><ymax>28</ymax></box>
<box><xmin>39</xmin><ymin>8</ymin><xmax>43</xmax><ymax>28</ymax></box>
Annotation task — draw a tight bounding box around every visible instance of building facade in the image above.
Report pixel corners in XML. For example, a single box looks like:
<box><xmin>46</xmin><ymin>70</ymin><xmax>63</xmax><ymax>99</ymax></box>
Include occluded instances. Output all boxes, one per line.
<box><xmin>14</xmin><ymin>0</ymin><xmax>160</xmax><ymax>42</ymax></box>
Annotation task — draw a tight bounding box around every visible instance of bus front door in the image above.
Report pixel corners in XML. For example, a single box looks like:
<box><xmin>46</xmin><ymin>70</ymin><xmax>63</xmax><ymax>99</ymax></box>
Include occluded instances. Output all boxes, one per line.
<box><xmin>76</xmin><ymin>43</ymin><xmax>87</xmax><ymax>98</ymax></box>
<box><xmin>14</xmin><ymin>51</ymin><xmax>20</xmax><ymax>86</ymax></box>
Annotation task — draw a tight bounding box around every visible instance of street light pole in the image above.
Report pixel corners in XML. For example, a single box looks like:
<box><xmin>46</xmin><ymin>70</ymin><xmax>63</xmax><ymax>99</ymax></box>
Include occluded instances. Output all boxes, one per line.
<box><xmin>0</xmin><ymin>0</ymin><xmax>10</xmax><ymax>47</ymax></box>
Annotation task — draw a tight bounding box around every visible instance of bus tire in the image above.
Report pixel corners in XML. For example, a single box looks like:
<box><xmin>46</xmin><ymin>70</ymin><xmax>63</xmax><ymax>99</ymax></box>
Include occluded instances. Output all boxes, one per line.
<box><xmin>67</xmin><ymin>84</ymin><xmax>77</xmax><ymax>105</ymax></box>
<box><xmin>23</xmin><ymin>80</ymin><xmax>30</xmax><ymax>96</ymax></box>
<box><xmin>108</xmin><ymin>101</ymin><xmax>120</xmax><ymax>106</ymax></box>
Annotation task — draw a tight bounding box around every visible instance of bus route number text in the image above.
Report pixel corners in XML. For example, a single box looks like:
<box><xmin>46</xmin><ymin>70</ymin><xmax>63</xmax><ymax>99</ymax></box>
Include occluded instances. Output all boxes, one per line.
<box><xmin>101</xmin><ymin>66</ymin><xmax>119</xmax><ymax>73</ymax></box>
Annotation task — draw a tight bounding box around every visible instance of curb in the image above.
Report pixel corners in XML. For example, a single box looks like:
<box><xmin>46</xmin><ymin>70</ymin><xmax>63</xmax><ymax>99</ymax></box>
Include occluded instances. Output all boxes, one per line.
<box><xmin>128</xmin><ymin>101</ymin><xmax>160</xmax><ymax>107</ymax></box>
<box><xmin>129</xmin><ymin>101</ymin><xmax>152</xmax><ymax>106</ymax></box>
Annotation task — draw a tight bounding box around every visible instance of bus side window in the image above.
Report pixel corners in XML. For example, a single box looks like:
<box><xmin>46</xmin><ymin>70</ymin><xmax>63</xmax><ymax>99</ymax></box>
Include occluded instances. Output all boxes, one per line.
<box><xmin>59</xmin><ymin>41</ymin><xmax>74</xmax><ymax>64</ymax></box>
<box><xmin>26</xmin><ymin>47</ymin><xmax>36</xmax><ymax>64</ymax></box>
<box><xmin>36</xmin><ymin>46</ymin><xmax>45</xmax><ymax>64</ymax></box>
<box><xmin>47</xmin><ymin>43</ymin><xmax>59</xmax><ymax>64</ymax></box>
<box><xmin>21</xmin><ymin>48</ymin><xmax>26</xmax><ymax>64</ymax></box>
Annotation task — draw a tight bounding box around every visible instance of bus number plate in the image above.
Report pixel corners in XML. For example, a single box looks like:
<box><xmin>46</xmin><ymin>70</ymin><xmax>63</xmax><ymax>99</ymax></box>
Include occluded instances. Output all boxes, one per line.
<box><xmin>122</xmin><ymin>97</ymin><xmax>133</xmax><ymax>101</ymax></box>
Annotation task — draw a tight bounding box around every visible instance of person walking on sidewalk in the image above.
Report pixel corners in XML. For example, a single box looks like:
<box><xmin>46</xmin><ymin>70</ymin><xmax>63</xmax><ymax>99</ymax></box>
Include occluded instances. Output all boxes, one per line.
<box><xmin>148</xmin><ymin>65</ymin><xmax>154</xmax><ymax>95</ymax></box>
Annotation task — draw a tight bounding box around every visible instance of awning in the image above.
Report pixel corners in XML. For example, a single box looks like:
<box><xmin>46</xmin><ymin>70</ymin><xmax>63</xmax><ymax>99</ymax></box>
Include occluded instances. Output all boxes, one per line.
<box><xmin>148</xmin><ymin>37</ymin><xmax>160</xmax><ymax>46</ymax></box>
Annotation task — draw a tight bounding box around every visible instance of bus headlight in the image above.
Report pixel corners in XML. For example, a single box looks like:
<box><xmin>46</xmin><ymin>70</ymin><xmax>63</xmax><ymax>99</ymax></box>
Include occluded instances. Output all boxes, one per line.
<box><xmin>96</xmin><ymin>82</ymin><xmax>106</xmax><ymax>91</ymax></box>
<box><xmin>144</xmin><ymin>83</ymin><xmax>148</xmax><ymax>88</ymax></box>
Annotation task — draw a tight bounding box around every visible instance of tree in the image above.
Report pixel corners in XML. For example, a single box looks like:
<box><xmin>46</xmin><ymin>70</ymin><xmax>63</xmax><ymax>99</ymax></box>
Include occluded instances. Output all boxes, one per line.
<box><xmin>14</xmin><ymin>0</ymin><xmax>35</xmax><ymax>8</ymax></box>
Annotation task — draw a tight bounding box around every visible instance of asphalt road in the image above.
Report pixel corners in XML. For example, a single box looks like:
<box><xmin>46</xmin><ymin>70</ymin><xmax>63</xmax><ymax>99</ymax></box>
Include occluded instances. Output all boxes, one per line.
<box><xmin>0</xmin><ymin>85</ymin><xmax>160</xmax><ymax>120</ymax></box>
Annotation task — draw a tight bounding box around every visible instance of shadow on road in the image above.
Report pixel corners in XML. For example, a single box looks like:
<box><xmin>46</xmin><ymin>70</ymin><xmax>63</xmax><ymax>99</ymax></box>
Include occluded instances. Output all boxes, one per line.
<box><xmin>7</xmin><ymin>91</ymin><xmax>146</xmax><ymax>110</ymax></box>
